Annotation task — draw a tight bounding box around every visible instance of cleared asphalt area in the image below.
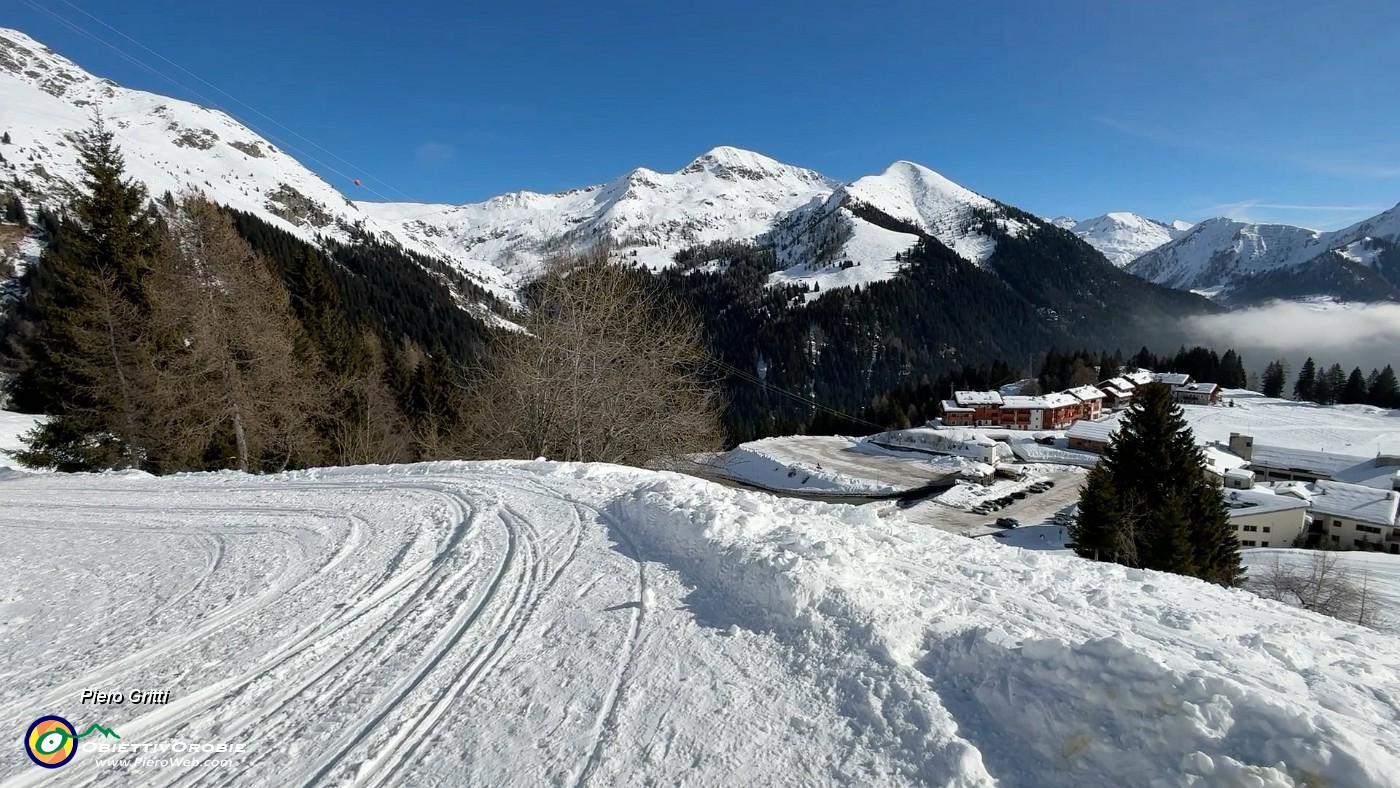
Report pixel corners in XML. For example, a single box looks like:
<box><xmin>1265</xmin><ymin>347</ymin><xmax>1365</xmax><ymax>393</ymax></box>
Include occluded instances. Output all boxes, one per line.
<box><xmin>892</xmin><ymin>466</ymin><xmax>1087</xmax><ymax>538</ymax></box>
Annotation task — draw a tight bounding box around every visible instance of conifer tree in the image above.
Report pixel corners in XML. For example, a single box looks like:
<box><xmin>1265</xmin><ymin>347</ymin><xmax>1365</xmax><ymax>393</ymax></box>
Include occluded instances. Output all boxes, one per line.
<box><xmin>6</xmin><ymin>116</ymin><xmax>164</xmax><ymax>469</ymax></box>
<box><xmin>1317</xmin><ymin>363</ymin><xmax>1346</xmax><ymax>405</ymax></box>
<box><xmin>1072</xmin><ymin>383</ymin><xmax>1241</xmax><ymax>586</ymax></box>
<box><xmin>3</xmin><ymin>193</ymin><xmax>24</xmax><ymax>225</ymax></box>
<box><xmin>1293</xmin><ymin>357</ymin><xmax>1317</xmax><ymax>402</ymax></box>
<box><xmin>1261</xmin><ymin>360</ymin><xmax>1287</xmax><ymax>398</ymax></box>
<box><xmin>1370</xmin><ymin>365</ymin><xmax>1400</xmax><ymax>409</ymax></box>
<box><xmin>1341</xmin><ymin>367</ymin><xmax>1368</xmax><ymax>405</ymax></box>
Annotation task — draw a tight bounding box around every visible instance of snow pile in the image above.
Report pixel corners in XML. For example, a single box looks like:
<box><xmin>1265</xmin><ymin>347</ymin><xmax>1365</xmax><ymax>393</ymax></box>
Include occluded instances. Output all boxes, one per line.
<box><xmin>865</xmin><ymin>428</ymin><xmax>1004</xmax><ymax>464</ymax></box>
<box><xmin>615</xmin><ymin>475</ymin><xmax>1400</xmax><ymax>786</ymax></box>
<box><xmin>716</xmin><ymin>441</ymin><xmax>903</xmax><ymax>495</ymax></box>
<box><xmin>0</xmin><ymin>410</ymin><xmax>40</xmax><ymax>470</ymax></box>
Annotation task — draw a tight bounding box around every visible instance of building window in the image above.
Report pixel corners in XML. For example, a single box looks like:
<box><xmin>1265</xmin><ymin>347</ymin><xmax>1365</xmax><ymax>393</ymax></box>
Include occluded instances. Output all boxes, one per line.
<box><xmin>1242</xmin><ymin>525</ymin><xmax>1258</xmax><ymax>532</ymax></box>
<box><xmin>1354</xmin><ymin>539</ymin><xmax>1363</xmax><ymax>548</ymax></box>
<box><xmin>1261</xmin><ymin>541</ymin><xmax>1269</xmax><ymax>547</ymax></box>
<box><xmin>1358</xmin><ymin>524</ymin><xmax>1382</xmax><ymax>534</ymax></box>
<box><xmin>1241</xmin><ymin>540</ymin><xmax>1256</xmax><ymax>547</ymax></box>
<box><xmin>1262</xmin><ymin>527</ymin><xmax>1270</xmax><ymax>533</ymax></box>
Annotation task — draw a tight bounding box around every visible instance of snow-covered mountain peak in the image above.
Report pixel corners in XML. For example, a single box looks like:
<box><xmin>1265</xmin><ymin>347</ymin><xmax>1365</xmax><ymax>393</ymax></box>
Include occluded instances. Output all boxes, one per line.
<box><xmin>1062</xmin><ymin>212</ymin><xmax>1191</xmax><ymax>268</ymax></box>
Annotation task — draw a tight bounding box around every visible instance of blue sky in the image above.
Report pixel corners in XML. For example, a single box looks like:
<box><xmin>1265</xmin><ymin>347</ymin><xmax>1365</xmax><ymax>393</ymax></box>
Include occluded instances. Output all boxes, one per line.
<box><xmin>8</xmin><ymin>0</ymin><xmax>1400</xmax><ymax>229</ymax></box>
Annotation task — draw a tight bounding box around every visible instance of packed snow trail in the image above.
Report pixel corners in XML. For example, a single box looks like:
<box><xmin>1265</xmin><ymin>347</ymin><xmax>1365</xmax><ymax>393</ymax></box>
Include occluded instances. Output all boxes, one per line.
<box><xmin>1</xmin><ymin>462</ymin><xmax>1398</xmax><ymax>787</ymax></box>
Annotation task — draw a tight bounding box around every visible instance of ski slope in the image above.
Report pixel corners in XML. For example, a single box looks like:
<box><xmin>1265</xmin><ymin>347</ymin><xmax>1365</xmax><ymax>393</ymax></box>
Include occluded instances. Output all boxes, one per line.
<box><xmin>2</xmin><ymin>462</ymin><xmax>1399</xmax><ymax>786</ymax></box>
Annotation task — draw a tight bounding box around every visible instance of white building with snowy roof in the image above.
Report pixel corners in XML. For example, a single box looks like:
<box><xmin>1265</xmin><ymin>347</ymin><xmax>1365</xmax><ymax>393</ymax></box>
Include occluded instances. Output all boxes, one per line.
<box><xmin>1064</xmin><ymin>385</ymin><xmax>1106</xmax><ymax>420</ymax></box>
<box><xmin>1222</xmin><ymin>488</ymin><xmax>1310</xmax><ymax>549</ymax></box>
<box><xmin>1311</xmin><ymin>480</ymin><xmax>1400</xmax><ymax>553</ymax></box>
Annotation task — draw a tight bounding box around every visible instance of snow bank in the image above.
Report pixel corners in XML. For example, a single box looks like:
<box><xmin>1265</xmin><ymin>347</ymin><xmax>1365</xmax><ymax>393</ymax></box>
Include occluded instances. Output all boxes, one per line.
<box><xmin>613</xmin><ymin>475</ymin><xmax>1400</xmax><ymax>787</ymax></box>
<box><xmin>0</xmin><ymin>410</ymin><xmax>40</xmax><ymax>470</ymax></box>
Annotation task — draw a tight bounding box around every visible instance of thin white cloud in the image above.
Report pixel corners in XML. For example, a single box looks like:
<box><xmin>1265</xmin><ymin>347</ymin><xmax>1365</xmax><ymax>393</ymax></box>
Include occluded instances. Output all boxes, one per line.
<box><xmin>414</xmin><ymin>142</ymin><xmax>455</xmax><ymax>168</ymax></box>
<box><xmin>1192</xmin><ymin>199</ymin><xmax>1385</xmax><ymax>230</ymax></box>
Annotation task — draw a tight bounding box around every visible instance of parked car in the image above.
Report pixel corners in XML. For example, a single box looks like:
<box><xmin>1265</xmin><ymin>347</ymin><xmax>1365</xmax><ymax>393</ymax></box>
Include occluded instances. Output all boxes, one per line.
<box><xmin>1011</xmin><ymin>491</ymin><xmax>1028</xmax><ymax>500</ymax></box>
<box><xmin>996</xmin><ymin>517</ymin><xmax>1020</xmax><ymax>529</ymax></box>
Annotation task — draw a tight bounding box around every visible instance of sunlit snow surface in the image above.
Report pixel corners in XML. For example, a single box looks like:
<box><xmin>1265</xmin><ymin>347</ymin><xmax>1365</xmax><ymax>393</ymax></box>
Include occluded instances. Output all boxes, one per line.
<box><xmin>0</xmin><ymin>459</ymin><xmax>1397</xmax><ymax>787</ymax></box>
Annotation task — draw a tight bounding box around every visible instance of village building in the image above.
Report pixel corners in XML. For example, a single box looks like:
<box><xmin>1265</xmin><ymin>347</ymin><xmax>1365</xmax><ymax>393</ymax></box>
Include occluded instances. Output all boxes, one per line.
<box><xmin>950</xmin><ymin>391</ymin><xmax>1004</xmax><ymax>427</ymax></box>
<box><xmin>939</xmin><ymin>400</ymin><xmax>975</xmax><ymax>427</ymax></box>
<box><xmin>1222</xmin><ymin>488</ymin><xmax>1311</xmax><ymax>549</ymax></box>
<box><xmin>1096</xmin><ymin>377</ymin><xmax>1135</xmax><ymax>408</ymax></box>
<box><xmin>1172</xmin><ymin>381</ymin><xmax>1221</xmax><ymax>406</ymax></box>
<box><xmin>1123</xmin><ymin>370</ymin><xmax>1156</xmax><ymax>387</ymax></box>
<box><xmin>1154</xmin><ymin>372</ymin><xmax>1193</xmax><ymax>387</ymax></box>
<box><xmin>1227</xmin><ymin>434</ymin><xmax>1371</xmax><ymax>483</ymax></box>
<box><xmin>1065</xmin><ymin>418</ymin><xmax>1119</xmax><ymax>453</ymax></box>
<box><xmin>1310</xmin><ymin>479</ymin><xmax>1400</xmax><ymax>553</ymax></box>
<box><xmin>1064</xmin><ymin>385</ymin><xmax>1106</xmax><ymax>420</ymax></box>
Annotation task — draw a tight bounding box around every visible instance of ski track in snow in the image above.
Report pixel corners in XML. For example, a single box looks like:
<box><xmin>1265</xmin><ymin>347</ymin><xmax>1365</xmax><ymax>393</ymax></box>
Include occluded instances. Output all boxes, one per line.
<box><xmin>2</xmin><ymin>462</ymin><xmax>1399</xmax><ymax>787</ymax></box>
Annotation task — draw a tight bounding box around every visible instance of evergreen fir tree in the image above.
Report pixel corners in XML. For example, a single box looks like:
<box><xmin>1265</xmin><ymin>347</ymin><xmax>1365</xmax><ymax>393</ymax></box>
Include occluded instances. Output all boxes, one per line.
<box><xmin>3</xmin><ymin>193</ymin><xmax>25</xmax><ymax>225</ymax></box>
<box><xmin>1341</xmin><ymin>367</ymin><xmax>1368</xmax><ymax>404</ymax></box>
<box><xmin>1</xmin><ymin>131</ymin><xmax>10</xmax><ymax>144</ymax></box>
<box><xmin>1218</xmin><ymin>349</ymin><xmax>1247</xmax><ymax>388</ymax></box>
<box><xmin>1261</xmin><ymin>360</ymin><xmax>1287</xmax><ymax>398</ymax></box>
<box><xmin>1370</xmin><ymin>365</ymin><xmax>1400</xmax><ymax>409</ymax></box>
<box><xmin>1293</xmin><ymin>357</ymin><xmax>1317</xmax><ymax>402</ymax></box>
<box><xmin>1317</xmin><ymin>363</ymin><xmax>1346</xmax><ymax>405</ymax></box>
<box><xmin>1074</xmin><ymin>383</ymin><xmax>1241</xmax><ymax>585</ymax></box>
<box><xmin>4</xmin><ymin>116</ymin><xmax>164</xmax><ymax>469</ymax></box>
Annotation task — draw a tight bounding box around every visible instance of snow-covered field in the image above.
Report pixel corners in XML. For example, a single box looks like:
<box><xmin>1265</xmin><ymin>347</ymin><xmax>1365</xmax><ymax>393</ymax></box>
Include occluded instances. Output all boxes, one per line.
<box><xmin>2</xmin><ymin>461</ymin><xmax>1398</xmax><ymax>786</ymax></box>
<box><xmin>1191</xmin><ymin>391</ymin><xmax>1400</xmax><ymax>458</ymax></box>
<box><xmin>1242</xmin><ymin>548</ymin><xmax>1400</xmax><ymax>610</ymax></box>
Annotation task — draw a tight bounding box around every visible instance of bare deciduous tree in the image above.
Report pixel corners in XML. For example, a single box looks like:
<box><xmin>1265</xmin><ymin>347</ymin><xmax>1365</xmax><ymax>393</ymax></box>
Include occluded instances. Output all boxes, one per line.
<box><xmin>153</xmin><ymin>193</ymin><xmax>325</xmax><ymax>471</ymax></box>
<box><xmin>1252</xmin><ymin>551</ymin><xmax>1392</xmax><ymax>630</ymax></box>
<box><xmin>466</xmin><ymin>246</ymin><xmax>725</xmax><ymax>466</ymax></box>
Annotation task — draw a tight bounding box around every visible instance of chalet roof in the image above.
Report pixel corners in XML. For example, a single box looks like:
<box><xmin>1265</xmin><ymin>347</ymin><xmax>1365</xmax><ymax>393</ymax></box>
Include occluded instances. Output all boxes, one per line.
<box><xmin>941</xmin><ymin>400</ymin><xmax>974</xmax><ymax>413</ymax></box>
<box><xmin>1040</xmin><ymin>392</ymin><xmax>1079</xmax><ymax>409</ymax></box>
<box><xmin>1174</xmin><ymin>382</ymin><xmax>1219</xmax><ymax>395</ymax></box>
<box><xmin>1102</xmin><ymin>377</ymin><xmax>1134</xmax><ymax>392</ymax></box>
<box><xmin>1156</xmin><ymin>372</ymin><xmax>1193</xmax><ymax>386</ymax></box>
<box><xmin>1246</xmin><ymin>445</ymin><xmax>1369</xmax><ymax>479</ymax></box>
<box><xmin>1064</xmin><ymin>385</ymin><xmax>1106</xmax><ymax>402</ymax></box>
<box><xmin>1224</xmin><ymin>468</ymin><xmax>1256</xmax><ymax>482</ymax></box>
<box><xmin>999</xmin><ymin>396</ymin><xmax>1042</xmax><ymax>409</ymax></box>
<box><xmin>1223</xmin><ymin>488</ymin><xmax>1311</xmax><ymax>518</ymax></box>
<box><xmin>1124</xmin><ymin>370</ymin><xmax>1156</xmax><ymax>386</ymax></box>
<box><xmin>1309</xmin><ymin>480</ymin><xmax>1400</xmax><ymax>527</ymax></box>
<box><xmin>1066</xmin><ymin>418</ymin><xmax>1120</xmax><ymax>443</ymax></box>
<box><xmin>953</xmin><ymin>390</ymin><xmax>1003</xmax><ymax>407</ymax></box>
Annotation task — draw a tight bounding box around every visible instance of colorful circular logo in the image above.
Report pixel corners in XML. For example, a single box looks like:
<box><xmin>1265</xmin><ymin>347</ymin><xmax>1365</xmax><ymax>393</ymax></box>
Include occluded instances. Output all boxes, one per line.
<box><xmin>25</xmin><ymin>716</ymin><xmax>77</xmax><ymax>769</ymax></box>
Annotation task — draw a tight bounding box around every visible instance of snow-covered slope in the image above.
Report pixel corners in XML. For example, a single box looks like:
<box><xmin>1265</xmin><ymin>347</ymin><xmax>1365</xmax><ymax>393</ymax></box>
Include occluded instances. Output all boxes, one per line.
<box><xmin>359</xmin><ymin>147</ymin><xmax>838</xmax><ymax>277</ymax></box>
<box><xmin>0</xmin><ymin>28</ymin><xmax>516</xmax><ymax>301</ymax></box>
<box><xmin>0</xmin><ymin>459</ymin><xmax>1396</xmax><ymax>786</ymax></box>
<box><xmin>1063</xmin><ymin>212</ymin><xmax>1191</xmax><ymax>267</ymax></box>
<box><xmin>1128</xmin><ymin>205</ymin><xmax>1400</xmax><ymax>302</ymax></box>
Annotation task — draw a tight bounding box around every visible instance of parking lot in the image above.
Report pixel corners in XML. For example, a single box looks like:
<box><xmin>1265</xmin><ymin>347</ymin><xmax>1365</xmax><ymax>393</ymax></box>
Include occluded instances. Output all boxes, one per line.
<box><xmin>891</xmin><ymin>465</ymin><xmax>1086</xmax><ymax>538</ymax></box>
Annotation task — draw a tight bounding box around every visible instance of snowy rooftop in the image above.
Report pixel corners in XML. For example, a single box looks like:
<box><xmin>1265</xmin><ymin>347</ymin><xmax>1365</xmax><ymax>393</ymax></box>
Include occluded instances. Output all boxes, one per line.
<box><xmin>1247</xmin><ymin>445</ymin><xmax>1371</xmax><ymax>478</ymax></box>
<box><xmin>1222</xmin><ymin>487</ymin><xmax>1311</xmax><ymax>518</ymax></box>
<box><xmin>1309</xmin><ymin>480</ymin><xmax>1400</xmax><ymax>527</ymax></box>
<box><xmin>1124</xmin><ymin>370</ymin><xmax>1156</xmax><ymax>386</ymax></box>
<box><xmin>1224</xmin><ymin>468</ymin><xmax>1256</xmax><ymax>481</ymax></box>
<box><xmin>1156</xmin><ymin>372</ymin><xmax>1193</xmax><ymax>386</ymax></box>
<box><xmin>1101</xmin><ymin>377</ymin><xmax>1135</xmax><ymax>391</ymax></box>
<box><xmin>1174</xmin><ymin>382</ymin><xmax>1219</xmax><ymax>394</ymax></box>
<box><xmin>1066</xmin><ymin>419</ymin><xmax>1120</xmax><ymax>442</ymax></box>
<box><xmin>999</xmin><ymin>395</ymin><xmax>1049</xmax><ymax>410</ymax></box>
<box><xmin>1064</xmin><ymin>385</ymin><xmax>1106</xmax><ymax>402</ymax></box>
<box><xmin>953</xmin><ymin>390</ymin><xmax>1003</xmax><ymax>406</ymax></box>
<box><xmin>1202</xmin><ymin>446</ymin><xmax>1250</xmax><ymax>474</ymax></box>
<box><xmin>1039</xmin><ymin>392</ymin><xmax>1080</xmax><ymax>409</ymax></box>
<box><xmin>940</xmin><ymin>400</ymin><xmax>974</xmax><ymax>413</ymax></box>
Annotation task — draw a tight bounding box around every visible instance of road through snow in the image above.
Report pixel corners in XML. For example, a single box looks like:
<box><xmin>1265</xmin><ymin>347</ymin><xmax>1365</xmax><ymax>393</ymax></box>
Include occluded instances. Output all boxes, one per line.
<box><xmin>2</xmin><ymin>461</ymin><xmax>1399</xmax><ymax>787</ymax></box>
